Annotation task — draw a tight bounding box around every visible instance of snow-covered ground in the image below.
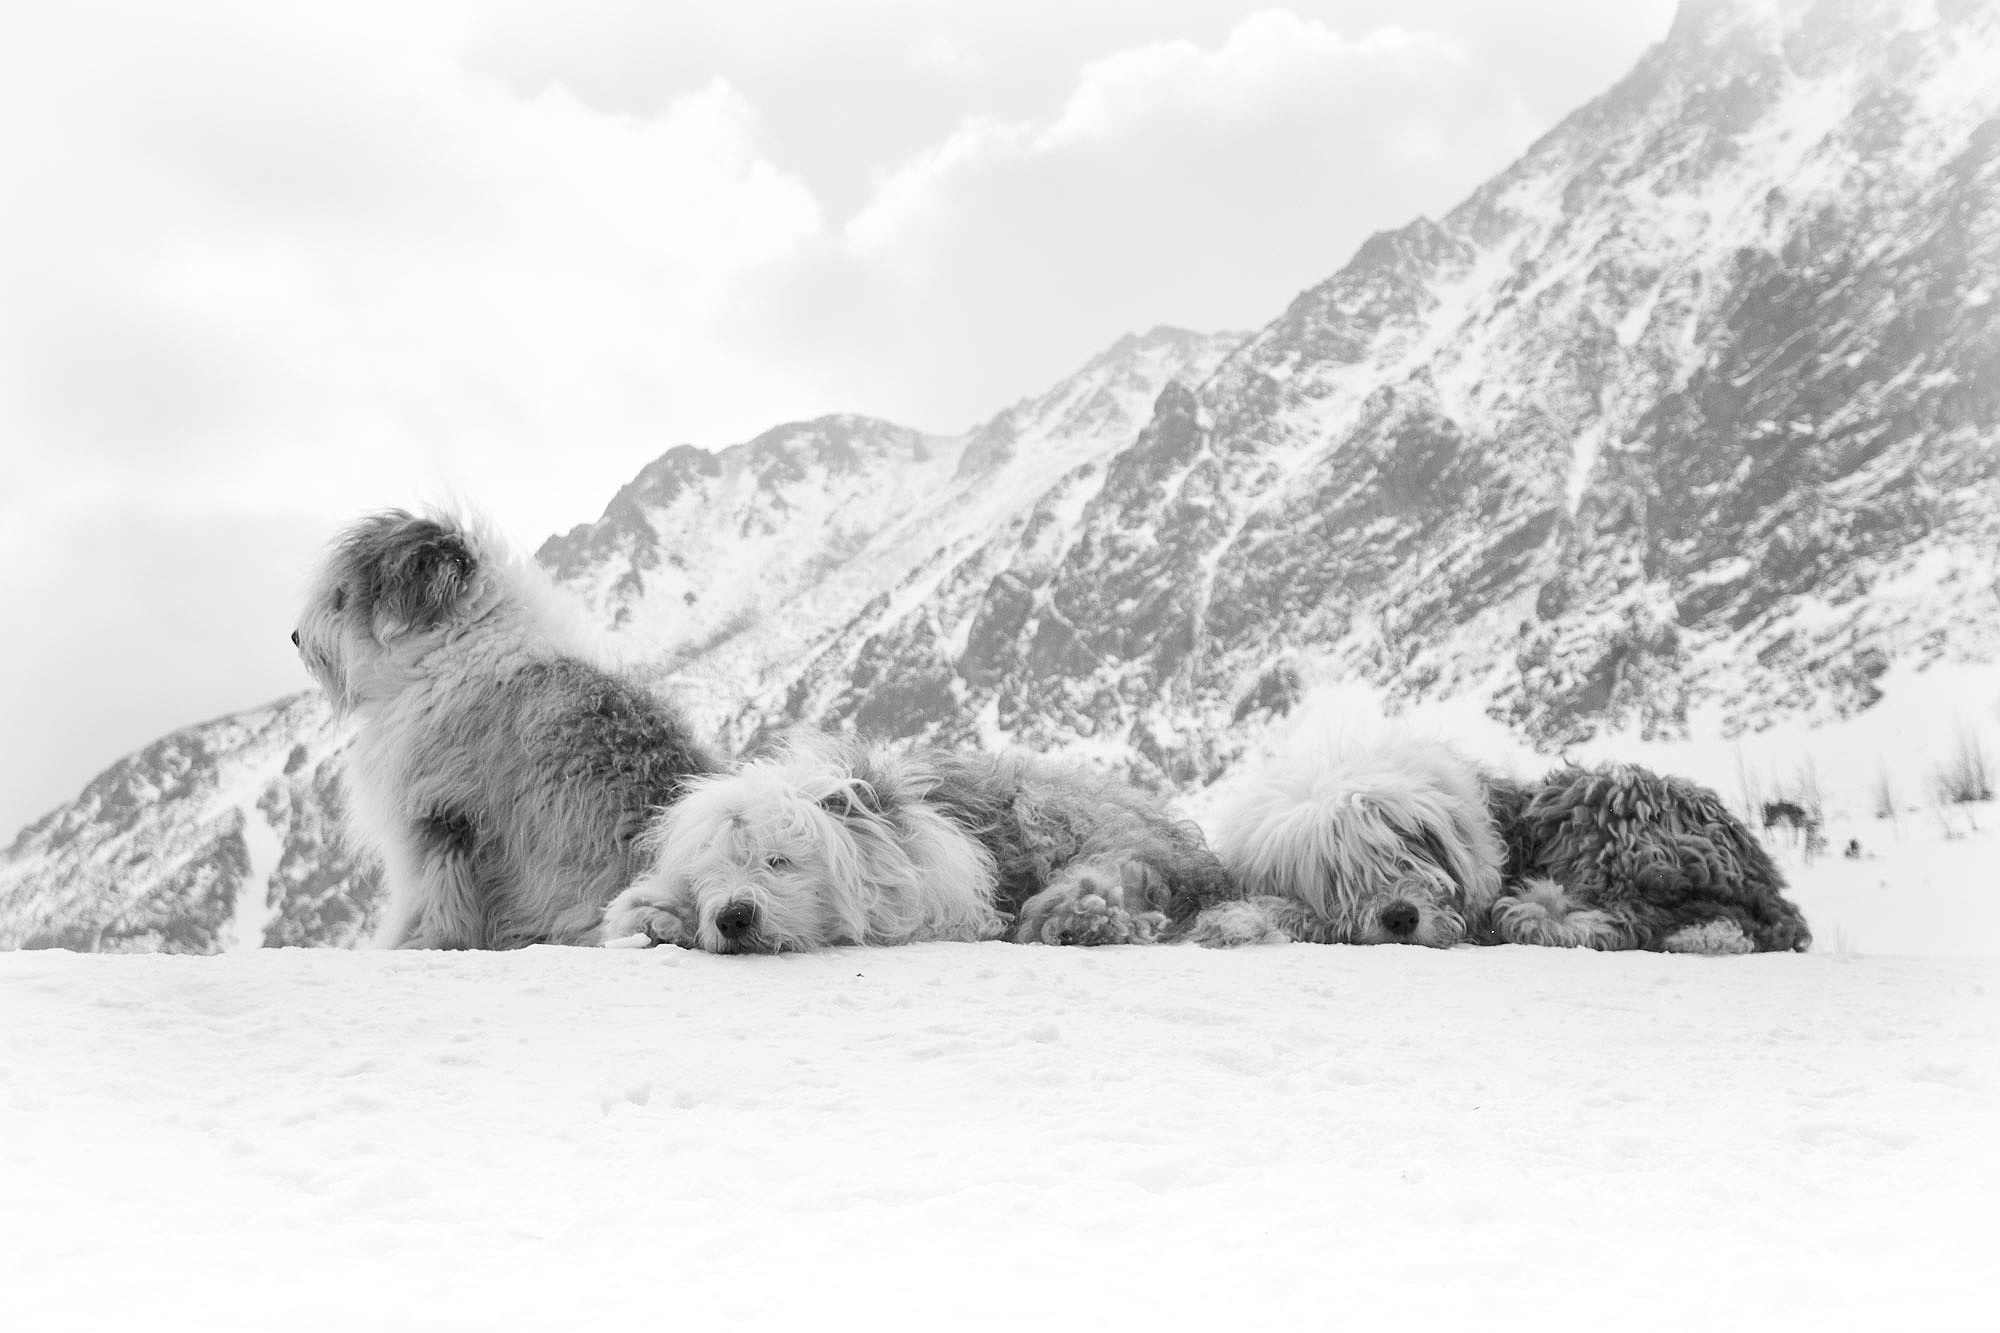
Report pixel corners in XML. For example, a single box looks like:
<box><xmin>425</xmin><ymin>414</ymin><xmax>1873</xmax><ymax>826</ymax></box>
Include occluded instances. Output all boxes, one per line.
<box><xmin>6</xmin><ymin>667</ymin><xmax>1994</xmax><ymax>1329</ymax></box>
<box><xmin>4</xmin><ymin>930</ymin><xmax>1994</xmax><ymax>1331</ymax></box>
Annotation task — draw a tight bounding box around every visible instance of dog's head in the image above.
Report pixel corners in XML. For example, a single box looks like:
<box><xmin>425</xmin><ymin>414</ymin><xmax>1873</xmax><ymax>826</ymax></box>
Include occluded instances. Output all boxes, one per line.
<box><xmin>293</xmin><ymin>510</ymin><xmax>494</xmax><ymax>711</ymax></box>
<box><xmin>628</xmin><ymin>739</ymin><xmax>943</xmax><ymax>954</ymax></box>
<box><xmin>1219</xmin><ymin>739</ymin><xmax>1502</xmax><ymax>947</ymax></box>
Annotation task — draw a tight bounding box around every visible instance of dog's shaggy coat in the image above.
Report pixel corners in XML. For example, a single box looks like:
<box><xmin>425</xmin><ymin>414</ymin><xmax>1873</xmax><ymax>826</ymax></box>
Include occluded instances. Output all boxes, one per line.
<box><xmin>1207</xmin><ymin>734</ymin><xmax>1504</xmax><ymax>947</ymax></box>
<box><xmin>600</xmin><ymin>733</ymin><xmax>1240</xmax><ymax>953</ymax></box>
<box><xmin>295</xmin><ymin>509</ymin><xmax>715</xmax><ymax>949</ymax></box>
<box><xmin>1486</xmin><ymin>764</ymin><xmax>1812</xmax><ymax>954</ymax></box>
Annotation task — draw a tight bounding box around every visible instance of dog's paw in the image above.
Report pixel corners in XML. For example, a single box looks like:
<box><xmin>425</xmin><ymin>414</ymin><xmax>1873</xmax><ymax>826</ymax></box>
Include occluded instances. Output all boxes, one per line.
<box><xmin>1490</xmin><ymin>880</ymin><xmax>1632</xmax><ymax>949</ymax></box>
<box><xmin>1172</xmin><ymin>899</ymin><xmax>1292</xmax><ymax>948</ymax></box>
<box><xmin>598</xmin><ymin>883</ymin><xmax>696</xmax><ymax>948</ymax></box>
<box><xmin>1660</xmin><ymin>919</ymin><xmax>1756</xmax><ymax>955</ymax></box>
<box><xmin>1011</xmin><ymin>860</ymin><xmax>1167</xmax><ymax>946</ymax></box>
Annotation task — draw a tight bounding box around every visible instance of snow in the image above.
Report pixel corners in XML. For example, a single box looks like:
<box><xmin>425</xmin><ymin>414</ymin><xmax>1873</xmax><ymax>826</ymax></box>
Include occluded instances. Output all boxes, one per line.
<box><xmin>4</xmin><ymin>928</ymin><xmax>1994</xmax><ymax>1332</ymax></box>
<box><xmin>1565</xmin><ymin>421</ymin><xmax>1605</xmax><ymax>513</ymax></box>
<box><xmin>229</xmin><ymin>804</ymin><xmax>282</xmax><ymax>952</ymax></box>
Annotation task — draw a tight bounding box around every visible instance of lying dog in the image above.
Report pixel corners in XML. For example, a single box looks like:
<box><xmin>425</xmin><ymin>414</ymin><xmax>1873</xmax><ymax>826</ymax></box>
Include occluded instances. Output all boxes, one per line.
<box><xmin>1207</xmin><ymin>732</ymin><xmax>1503</xmax><ymax>947</ymax></box>
<box><xmin>1487</xmin><ymin>764</ymin><xmax>1811</xmax><ymax>954</ymax></box>
<box><xmin>600</xmin><ymin>732</ymin><xmax>1241</xmax><ymax>952</ymax></box>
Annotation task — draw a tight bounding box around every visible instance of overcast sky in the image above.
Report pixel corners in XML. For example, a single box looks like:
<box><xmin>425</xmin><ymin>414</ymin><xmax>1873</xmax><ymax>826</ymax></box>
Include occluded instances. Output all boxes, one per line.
<box><xmin>0</xmin><ymin>0</ymin><xmax>1678</xmax><ymax>836</ymax></box>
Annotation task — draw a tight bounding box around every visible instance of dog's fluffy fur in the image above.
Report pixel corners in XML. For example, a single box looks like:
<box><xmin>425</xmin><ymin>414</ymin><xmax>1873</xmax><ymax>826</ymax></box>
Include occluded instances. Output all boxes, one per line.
<box><xmin>1486</xmin><ymin>764</ymin><xmax>1811</xmax><ymax>954</ymax></box>
<box><xmin>600</xmin><ymin>733</ymin><xmax>1240</xmax><ymax>953</ymax></box>
<box><xmin>1207</xmin><ymin>734</ymin><xmax>1503</xmax><ymax>947</ymax></box>
<box><xmin>295</xmin><ymin>509</ymin><xmax>715</xmax><ymax>949</ymax></box>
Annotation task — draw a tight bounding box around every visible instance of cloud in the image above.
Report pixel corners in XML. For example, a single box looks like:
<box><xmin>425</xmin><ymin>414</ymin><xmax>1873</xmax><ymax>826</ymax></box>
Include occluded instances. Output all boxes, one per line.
<box><xmin>0</xmin><ymin>0</ymin><xmax>828</xmax><ymax>543</ymax></box>
<box><xmin>1040</xmin><ymin>12</ymin><xmax>1461</xmax><ymax>147</ymax></box>
<box><xmin>844</xmin><ymin>10</ymin><xmax>1467</xmax><ymax>259</ymax></box>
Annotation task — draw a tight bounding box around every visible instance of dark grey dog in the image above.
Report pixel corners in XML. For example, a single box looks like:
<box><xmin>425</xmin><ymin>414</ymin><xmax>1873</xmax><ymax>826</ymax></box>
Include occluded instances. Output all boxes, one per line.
<box><xmin>1486</xmin><ymin>764</ymin><xmax>1812</xmax><ymax>953</ymax></box>
<box><xmin>294</xmin><ymin>509</ymin><xmax>714</xmax><ymax>949</ymax></box>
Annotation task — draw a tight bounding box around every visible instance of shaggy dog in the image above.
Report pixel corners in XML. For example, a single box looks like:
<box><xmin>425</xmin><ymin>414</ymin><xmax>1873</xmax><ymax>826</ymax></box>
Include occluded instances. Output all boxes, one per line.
<box><xmin>599</xmin><ymin>733</ymin><xmax>1241</xmax><ymax>953</ymax></box>
<box><xmin>294</xmin><ymin>509</ymin><xmax>715</xmax><ymax>949</ymax></box>
<box><xmin>1486</xmin><ymin>764</ymin><xmax>1812</xmax><ymax>954</ymax></box>
<box><xmin>1204</xmin><ymin>734</ymin><xmax>1503</xmax><ymax>947</ymax></box>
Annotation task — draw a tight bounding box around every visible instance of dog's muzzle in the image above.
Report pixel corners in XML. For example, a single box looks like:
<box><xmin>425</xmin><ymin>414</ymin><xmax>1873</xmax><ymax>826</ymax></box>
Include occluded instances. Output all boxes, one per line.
<box><xmin>1379</xmin><ymin>901</ymin><xmax>1420</xmax><ymax>938</ymax></box>
<box><xmin>714</xmin><ymin>901</ymin><xmax>757</xmax><ymax>945</ymax></box>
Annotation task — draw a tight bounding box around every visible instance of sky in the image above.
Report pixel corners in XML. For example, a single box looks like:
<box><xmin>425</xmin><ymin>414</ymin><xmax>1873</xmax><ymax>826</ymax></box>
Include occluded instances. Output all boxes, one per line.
<box><xmin>0</xmin><ymin>0</ymin><xmax>1678</xmax><ymax>838</ymax></box>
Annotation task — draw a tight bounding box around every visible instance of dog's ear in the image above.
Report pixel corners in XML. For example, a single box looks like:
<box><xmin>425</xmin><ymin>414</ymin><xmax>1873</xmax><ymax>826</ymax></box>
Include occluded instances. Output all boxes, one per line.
<box><xmin>374</xmin><ymin>521</ymin><xmax>476</xmax><ymax>639</ymax></box>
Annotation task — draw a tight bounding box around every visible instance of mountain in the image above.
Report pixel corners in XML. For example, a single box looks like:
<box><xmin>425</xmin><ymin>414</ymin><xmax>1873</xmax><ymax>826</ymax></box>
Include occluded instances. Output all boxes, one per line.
<box><xmin>6</xmin><ymin>0</ymin><xmax>1996</xmax><ymax>951</ymax></box>
<box><xmin>759</xmin><ymin>0</ymin><xmax>2000</xmax><ymax>783</ymax></box>
<box><xmin>0</xmin><ymin>328</ymin><xmax>1242</xmax><ymax>950</ymax></box>
<box><xmin>538</xmin><ymin>326</ymin><xmax>1244</xmax><ymax>735</ymax></box>
<box><xmin>0</xmin><ymin>694</ymin><xmax>369</xmax><ymax>951</ymax></box>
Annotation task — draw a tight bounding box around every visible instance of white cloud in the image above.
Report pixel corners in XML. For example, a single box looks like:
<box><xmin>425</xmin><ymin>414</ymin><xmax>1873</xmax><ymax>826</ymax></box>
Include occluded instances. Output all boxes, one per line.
<box><xmin>1039</xmin><ymin>12</ymin><xmax>1462</xmax><ymax>148</ymax></box>
<box><xmin>0</xmin><ymin>0</ymin><xmax>827</xmax><ymax>544</ymax></box>
<box><xmin>843</xmin><ymin>10</ymin><xmax>1466</xmax><ymax>258</ymax></box>
<box><xmin>908</xmin><ymin>32</ymin><xmax>980</xmax><ymax>79</ymax></box>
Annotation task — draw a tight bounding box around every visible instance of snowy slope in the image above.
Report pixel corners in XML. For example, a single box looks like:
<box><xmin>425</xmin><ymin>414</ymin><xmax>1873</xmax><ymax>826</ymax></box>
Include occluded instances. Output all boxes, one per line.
<box><xmin>780</xmin><ymin>0</ymin><xmax>2000</xmax><ymax>781</ymax></box>
<box><xmin>3</xmin><ymin>942</ymin><xmax>1992</xmax><ymax>1331</ymax></box>
<box><xmin>0</xmin><ymin>692</ymin><xmax>375</xmax><ymax>951</ymax></box>
<box><xmin>538</xmin><ymin>326</ymin><xmax>1243</xmax><ymax>736</ymax></box>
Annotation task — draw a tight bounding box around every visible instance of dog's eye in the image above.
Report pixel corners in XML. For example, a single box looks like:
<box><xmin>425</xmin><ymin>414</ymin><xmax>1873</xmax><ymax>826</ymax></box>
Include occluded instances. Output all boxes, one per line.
<box><xmin>331</xmin><ymin>587</ymin><xmax>348</xmax><ymax>612</ymax></box>
<box><xmin>765</xmin><ymin>855</ymin><xmax>791</xmax><ymax>871</ymax></box>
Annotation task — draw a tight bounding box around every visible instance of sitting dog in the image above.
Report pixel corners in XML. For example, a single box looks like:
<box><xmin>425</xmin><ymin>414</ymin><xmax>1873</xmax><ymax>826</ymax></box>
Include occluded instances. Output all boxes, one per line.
<box><xmin>599</xmin><ymin>732</ymin><xmax>1240</xmax><ymax>953</ymax></box>
<box><xmin>1487</xmin><ymin>764</ymin><xmax>1812</xmax><ymax>954</ymax></box>
<box><xmin>294</xmin><ymin>508</ymin><xmax>715</xmax><ymax>949</ymax></box>
<box><xmin>1205</xmin><ymin>732</ymin><xmax>1503</xmax><ymax>947</ymax></box>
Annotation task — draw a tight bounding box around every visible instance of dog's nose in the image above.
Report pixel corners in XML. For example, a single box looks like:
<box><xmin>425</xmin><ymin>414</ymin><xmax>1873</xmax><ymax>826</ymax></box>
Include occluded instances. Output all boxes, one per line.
<box><xmin>1380</xmin><ymin>902</ymin><xmax>1419</xmax><ymax>937</ymax></box>
<box><xmin>290</xmin><ymin>630</ymin><xmax>300</xmax><ymax>648</ymax></box>
<box><xmin>715</xmin><ymin>902</ymin><xmax>755</xmax><ymax>940</ymax></box>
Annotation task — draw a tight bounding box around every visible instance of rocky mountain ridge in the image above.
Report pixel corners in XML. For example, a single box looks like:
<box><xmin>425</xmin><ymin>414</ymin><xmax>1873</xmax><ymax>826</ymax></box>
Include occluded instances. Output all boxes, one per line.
<box><xmin>760</xmin><ymin>0</ymin><xmax>1999</xmax><ymax>784</ymax></box>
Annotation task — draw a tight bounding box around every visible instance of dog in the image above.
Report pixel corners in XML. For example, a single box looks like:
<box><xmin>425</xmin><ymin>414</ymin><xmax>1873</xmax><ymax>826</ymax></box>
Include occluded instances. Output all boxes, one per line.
<box><xmin>1204</xmin><ymin>732</ymin><xmax>1503</xmax><ymax>947</ymax></box>
<box><xmin>1488</xmin><ymin>764</ymin><xmax>1812</xmax><ymax>954</ymax></box>
<box><xmin>599</xmin><ymin>732</ymin><xmax>1242</xmax><ymax>953</ymax></box>
<box><xmin>294</xmin><ymin>508</ymin><xmax>716</xmax><ymax>949</ymax></box>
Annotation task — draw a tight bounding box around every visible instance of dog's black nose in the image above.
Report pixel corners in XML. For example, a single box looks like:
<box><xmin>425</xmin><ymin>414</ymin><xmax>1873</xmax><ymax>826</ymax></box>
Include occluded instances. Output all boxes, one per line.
<box><xmin>290</xmin><ymin>630</ymin><xmax>300</xmax><ymax>648</ymax></box>
<box><xmin>1380</xmin><ymin>902</ymin><xmax>1419</xmax><ymax>937</ymax></box>
<box><xmin>715</xmin><ymin>902</ymin><xmax>755</xmax><ymax>940</ymax></box>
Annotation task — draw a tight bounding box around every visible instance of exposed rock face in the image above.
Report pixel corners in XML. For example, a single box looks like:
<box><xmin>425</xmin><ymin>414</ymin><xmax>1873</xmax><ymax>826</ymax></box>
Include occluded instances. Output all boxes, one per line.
<box><xmin>769</xmin><ymin>0</ymin><xmax>1999</xmax><ymax>781</ymax></box>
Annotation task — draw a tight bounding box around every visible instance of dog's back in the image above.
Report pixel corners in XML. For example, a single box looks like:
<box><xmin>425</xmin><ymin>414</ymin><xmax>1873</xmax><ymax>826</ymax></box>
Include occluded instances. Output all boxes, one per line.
<box><xmin>357</xmin><ymin>647</ymin><xmax>716</xmax><ymax>948</ymax></box>
<box><xmin>926</xmin><ymin>749</ymin><xmax>1238</xmax><ymax>928</ymax></box>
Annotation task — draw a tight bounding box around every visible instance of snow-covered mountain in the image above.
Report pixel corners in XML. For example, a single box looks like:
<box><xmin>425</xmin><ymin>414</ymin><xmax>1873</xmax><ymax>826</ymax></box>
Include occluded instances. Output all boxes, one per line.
<box><xmin>0</xmin><ymin>694</ymin><xmax>369</xmax><ymax>951</ymax></box>
<box><xmin>4</xmin><ymin>0</ymin><xmax>1995</xmax><ymax>951</ymax></box>
<box><xmin>538</xmin><ymin>326</ymin><xmax>1242</xmax><ymax>734</ymax></box>
<box><xmin>767</xmin><ymin>0</ymin><xmax>2000</xmax><ymax>782</ymax></box>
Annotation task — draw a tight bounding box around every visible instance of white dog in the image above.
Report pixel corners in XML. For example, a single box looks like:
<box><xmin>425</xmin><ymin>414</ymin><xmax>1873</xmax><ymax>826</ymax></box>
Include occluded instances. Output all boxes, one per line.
<box><xmin>1209</xmin><ymin>732</ymin><xmax>1503</xmax><ymax>947</ymax></box>
<box><xmin>601</xmin><ymin>733</ymin><xmax>1243</xmax><ymax>953</ymax></box>
<box><xmin>294</xmin><ymin>508</ymin><xmax>715</xmax><ymax>949</ymax></box>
